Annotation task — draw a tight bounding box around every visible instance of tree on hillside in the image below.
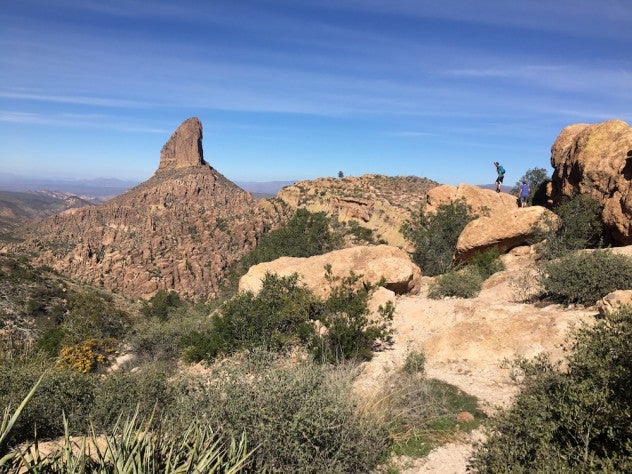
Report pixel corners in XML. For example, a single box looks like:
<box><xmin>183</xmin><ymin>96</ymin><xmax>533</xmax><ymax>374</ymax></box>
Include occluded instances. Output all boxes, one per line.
<box><xmin>338</xmin><ymin>171</ymin><xmax>344</xmax><ymax>178</ymax></box>
<box><xmin>511</xmin><ymin>167</ymin><xmax>549</xmax><ymax>206</ymax></box>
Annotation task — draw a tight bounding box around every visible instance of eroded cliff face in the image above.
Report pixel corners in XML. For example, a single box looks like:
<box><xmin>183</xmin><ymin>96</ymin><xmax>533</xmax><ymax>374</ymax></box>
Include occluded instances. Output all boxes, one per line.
<box><xmin>276</xmin><ymin>175</ymin><xmax>437</xmax><ymax>250</ymax></box>
<box><xmin>549</xmin><ymin>120</ymin><xmax>632</xmax><ymax>244</ymax></box>
<box><xmin>21</xmin><ymin>118</ymin><xmax>282</xmax><ymax>299</ymax></box>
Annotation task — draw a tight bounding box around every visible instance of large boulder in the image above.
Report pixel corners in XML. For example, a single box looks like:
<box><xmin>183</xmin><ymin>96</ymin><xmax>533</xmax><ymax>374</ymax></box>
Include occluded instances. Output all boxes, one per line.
<box><xmin>426</xmin><ymin>184</ymin><xmax>517</xmax><ymax>216</ymax></box>
<box><xmin>239</xmin><ymin>244</ymin><xmax>421</xmax><ymax>298</ymax></box>
<box><xmin>455</xmin><ymin>206</ymin><xmax>558</xmax><ymax>262</ymax></box>
<box><xmin>550</xmin><ymin>119</ymin><xmax>632</xmax><ymax>244</ymax></box>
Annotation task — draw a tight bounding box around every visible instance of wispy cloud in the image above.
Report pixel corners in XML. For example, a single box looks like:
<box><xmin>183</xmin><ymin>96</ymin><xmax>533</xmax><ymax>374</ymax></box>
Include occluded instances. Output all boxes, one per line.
<box><xmin>0</xmin><ymin>110</ymin><xmax>168</xmax><ymax>133</ymax></box>
<box><xmin>0</xmin><ymin>91</ymin><xmax>154</xmax><ymax>108</ymax></box>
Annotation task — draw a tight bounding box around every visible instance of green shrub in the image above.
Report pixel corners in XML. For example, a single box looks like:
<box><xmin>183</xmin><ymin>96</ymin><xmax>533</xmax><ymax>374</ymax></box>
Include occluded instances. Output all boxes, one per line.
<box><xmin>403</xmin><ymin>350</ymin><xmax>426</xmax><ymax>375</ymax></box>
<box><xmin>402</xmin><ymin>199</ymin><xmax>476</xmax><ymax>276</ymax></box>
<box><xmin>140</xmin><ymin>290</ymin><xmax>182</xmax><ymax>320</ymax></box>
<box><xmin>184</xmin><ymin>270</ymin><xmax>393</xmax><ymax>365</ymax></box>
<box><xmin>469</xmin><ymin>247</ymin><xmax>504</xmax><ymax>280</ymax></box>
<box><xmin>540</xmin><ymin>250</ymin><xmax>632</xmax><ymax>305</ymax></box>
<box><xmin>172</xmin><ymin>352</ymin><xmax>389</xmax><ymax>473</ymax></box>
<box><xmin>61</xmin><ymin>290</ymin><xmax>130</xmax><ymax>345</ymax></box>
<box><xmin>131</xmin><ymin>303</ymin><xmax>213</xmax><ymax>361</ymax></box>
<box><xmin>313</xmin><ymin>269</ymin><xmax>394</xmax><ymax>363</ymax></box>
<box><xmin>91</xmin><ymin>364</ymin><xmax>175</xmax><ymax>430</ymax></box>
<box><xmin>190</xmin><ymin>273</ymin><xmax>319</xmax><ymax>361</ymax></box>
<box><xmin>428</xmin><ymin>268</ymin><xmax>483</xmax><ymax>299</ymax></box>
<box><xmin>0</xmin><ymin>355</ymin><xmax>95</xmax><ymax>445</ymax></box>
<box><xmin>470</xmin><ymin>309</ymin><xmax>632</xmax><ymax>472</ymax></box>
<box><xmin>243</xmin><ymin>208</ymin><xmax>340</xmax><ymax>266</ymax></box>
<box><xmin>538</xmin><ymin>193</ymin><xmax>605</xmax><ymax>260</ymax></box>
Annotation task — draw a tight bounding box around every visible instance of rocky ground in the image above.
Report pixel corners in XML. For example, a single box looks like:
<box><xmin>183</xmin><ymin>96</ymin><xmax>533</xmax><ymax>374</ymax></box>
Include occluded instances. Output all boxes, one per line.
<box><xmin>355</xmin><ymin>246</ymin><xmax>596</xmax><ymax>473</ymax></box>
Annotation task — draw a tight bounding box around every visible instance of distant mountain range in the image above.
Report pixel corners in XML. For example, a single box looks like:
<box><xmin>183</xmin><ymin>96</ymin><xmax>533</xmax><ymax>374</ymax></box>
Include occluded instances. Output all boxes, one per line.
<box><xmin>0</xmin><ymin>173</ymin><xmax>294</xmax><ymax>200</ymax></box>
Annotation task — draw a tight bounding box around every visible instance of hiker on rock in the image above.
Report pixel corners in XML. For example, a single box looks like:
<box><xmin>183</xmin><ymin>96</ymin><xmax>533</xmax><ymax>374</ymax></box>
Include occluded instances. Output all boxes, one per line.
<box><xmin>493</xmin><ymin>161</ymin><xmax>505</xmax><ymax>193</ymax></box>
<box><xmin>519</xmin><ymin>181</ymin><xmax>530</xmax><ymax>207</ymax></box>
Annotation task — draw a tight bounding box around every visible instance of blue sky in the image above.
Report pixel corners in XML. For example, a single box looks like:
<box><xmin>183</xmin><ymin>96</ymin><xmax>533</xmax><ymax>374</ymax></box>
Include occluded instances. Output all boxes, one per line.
<box><xmin>1</xmin><ymin>0</ymin><xmax>631</xmax><ymax>186</ymax></box>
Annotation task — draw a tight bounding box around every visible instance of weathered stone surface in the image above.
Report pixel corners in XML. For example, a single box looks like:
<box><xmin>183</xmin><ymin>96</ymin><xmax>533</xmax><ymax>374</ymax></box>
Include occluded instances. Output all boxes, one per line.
<box><xmin>426</xmin><ymin>184</ymin><xmax>517</xmax><ymax>216</ymax></box>
<box><xmin>276</xmin><ymin>175</ymin><xmax>437</xmax><ymax>250</ymax></box>
<box><xmin>550</xmin><ymin>119</ymin><xmax>632</xmax><ymax>244</ymax></box>
<box><xmin>19</xmin><ymin>118</ymin><xmax>281</xmax><ymax>299</ymax></box>
<box><xmin>455</xmin><ymin>206</ymin><xmax>558</xmax><ymax>262</ymax></box>
<box><xmin>157</xmin><ymin>117</ymin><xmax>206</xmax><ymax>171</ymax></box>
<box><xmin>597</xmin><ymin>290</ymin><xmax>632</xmax><ymax>318</ymax></box>
<box><xmin>239</xmin><ymin>244</ymin><xmax>421</xmax><ymax>298</ymax></box>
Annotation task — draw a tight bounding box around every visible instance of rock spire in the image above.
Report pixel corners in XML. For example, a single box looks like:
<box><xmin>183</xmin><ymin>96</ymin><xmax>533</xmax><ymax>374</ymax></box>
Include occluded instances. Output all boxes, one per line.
<box><xmin>157</xmin><ymin>117</ymin><xmax>206</xmax><ymax>171</ymax></box>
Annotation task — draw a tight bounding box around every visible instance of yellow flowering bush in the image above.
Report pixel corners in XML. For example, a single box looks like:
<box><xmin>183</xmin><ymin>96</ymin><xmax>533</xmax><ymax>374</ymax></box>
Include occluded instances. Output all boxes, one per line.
<box><xmin>57</xmin><ymin>338</ymin><xmax>117</xmax><ymax>373</ymax></box>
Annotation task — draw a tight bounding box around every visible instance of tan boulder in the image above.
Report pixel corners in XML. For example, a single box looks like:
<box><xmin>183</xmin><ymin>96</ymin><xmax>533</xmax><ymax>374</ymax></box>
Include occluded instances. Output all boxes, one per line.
<box><xmin>550</xmin><ymin>119</ymin><xmax>632</xmax><ymax>244</ymax></box>
<box><xmin>597</xmin><ymin>290</ymin><xmax>632</xmax><ymax>319</ymax></box>
<box><xmin>455</xmin><ymin>206</ymin><xmax>558</xmax><ymax>262</ymax></box>
<box><xmin>426</xmin><ymin>184</ymin><xmax>517</xmax><ymax>216</ymax></box>
<box><xmin>238</xmin><ymin>244</ymin><xmax>421</xmax><ymax>298</ymax></box>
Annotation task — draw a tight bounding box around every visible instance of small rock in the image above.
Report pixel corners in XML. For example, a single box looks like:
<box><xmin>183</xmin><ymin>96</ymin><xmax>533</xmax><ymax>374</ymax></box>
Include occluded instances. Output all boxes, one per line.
<box><xmin>456</xmin><ymin>411</ymin><xmax>475</xmax><ymax>423</ymax></box>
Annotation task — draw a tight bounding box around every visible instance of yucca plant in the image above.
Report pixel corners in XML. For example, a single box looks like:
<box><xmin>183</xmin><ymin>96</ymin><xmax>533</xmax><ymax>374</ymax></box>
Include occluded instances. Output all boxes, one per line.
<box><xmin>0</xmin><ymin>373</ymin><xmax>44</xmax><ymax>467</ymax></box>
<box><xmin>2</xmin><ymin>376</ymin><xmax>254</xmax><ymax>473</ymax></box>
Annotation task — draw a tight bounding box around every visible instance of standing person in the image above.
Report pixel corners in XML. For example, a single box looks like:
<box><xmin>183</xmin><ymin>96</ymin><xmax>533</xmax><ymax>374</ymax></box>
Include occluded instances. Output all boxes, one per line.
<box><xmin>519</xmin><ymin>181</ymin><xmax>530</xmax><ymax>207</ymax></box>
<box><xmin>493</xmin><ymin>161</ymin><xmax>505</xmax><ymax>193</ymax></box>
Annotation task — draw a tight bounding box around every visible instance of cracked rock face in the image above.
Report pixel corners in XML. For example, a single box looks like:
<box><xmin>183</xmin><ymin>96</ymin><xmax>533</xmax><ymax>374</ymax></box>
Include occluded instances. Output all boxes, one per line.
<box><xmin>157</xmin><ymin>117</ymin><xmax>206</xmax><ymax>171</ymax></box>
<box><xmin>550</xmin><ymin>120</ymin><xmax>632</xmax><ymax>244</ymax></box>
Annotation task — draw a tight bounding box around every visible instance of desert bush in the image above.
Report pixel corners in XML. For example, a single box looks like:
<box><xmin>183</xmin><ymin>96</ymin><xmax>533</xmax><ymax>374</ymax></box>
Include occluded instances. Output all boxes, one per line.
<box><xmin>140</xmin><ymin>290</ymin><xmax>182</xmax><ymax>320</ymax></box>
<box><xmin>61</xmin><ymin>290</ymin><xmax>131</xmax><ymax>345</ymax></box>
<box><xmin>184</xmin><ymin>271</ymin><xmax>393</xmax><ymax>364</ymax></box>
<box><xmin>172</xmin><ymin>352</ymin><xmax>388</xmax><ymax>473</ymax></box>
<box><xmin>183</xmin><ymin>273</ymin><xmax>319</xmax><ymax>362</ymax></box>
<box><xmin>242</xmin><ymin>208</ymin><xmax>340</xmax><ymax>266</ymax></box>
<box><xmin>313</xmin><ymin>268</ymin><xmax>394</xmax><ymax>363</ymax></box>
<box><xmin>469</xmin><ymin>247</ymin><xmax>504</xmax><ymax>280</ymax></box>
<box><xmin>402</xmin><ymin>199</ymin><xmax>476</xmax><ymax>276</ymax></box>
<box><xmin>131</xmin><ymin>302</ymin><xmax>213</xmax><ymax>361</ymax></box>
<box><xmin>91</xmin><ymin>364</ymin><xmax>176</xmax><ymax>431</ymax></box>
<box><xmin>539</xmin><ymin>250</ymin><xmax>632</xmax><ymax>305</ymax></box>
<box><xmin>428</xmin><ymin>268</ymin><xmax>483</xmax><ymax>299</ymax></box>
<box><xmin>538</xmin><ymin>193</ymin><xmax>605</xmax><ymax>260</ymax></box>
<box><xmin>56</xmin><ymin>337</ymin><xmax>117</xmax><ymax>373</ymax></box>
<box><xmin>0</xmin><ymin>355</ymin><xmax>95</xmax><ymax>446</ymax></box>
<box><xmin>470</xmin><ymin>309</ymin><xmax>632</xmax><ymax>473</ymax></box>
<box><xmin>403</xmin><ymin>349</ymin><xmax>426</xmax><ymax>375</ymax></box>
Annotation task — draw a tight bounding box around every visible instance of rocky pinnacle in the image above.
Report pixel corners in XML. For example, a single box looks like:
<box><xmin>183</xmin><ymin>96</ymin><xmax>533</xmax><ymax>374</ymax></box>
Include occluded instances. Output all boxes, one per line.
<box><xmin>157</xmin><ymin>117</ymin><xmax>206</xmax><ymax>171</ymax></box>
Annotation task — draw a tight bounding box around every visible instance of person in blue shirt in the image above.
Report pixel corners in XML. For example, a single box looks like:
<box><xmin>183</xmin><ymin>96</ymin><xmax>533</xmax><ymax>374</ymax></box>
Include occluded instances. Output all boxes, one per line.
<box><xmin>493</xmin><ymin>162</ymin><xmax>505</xmax><ymax>193</ymax></box>
<box><xmin>519</xmin><ymin>181</ymin><xmax>530</xmax><ymax>207</ymax></box>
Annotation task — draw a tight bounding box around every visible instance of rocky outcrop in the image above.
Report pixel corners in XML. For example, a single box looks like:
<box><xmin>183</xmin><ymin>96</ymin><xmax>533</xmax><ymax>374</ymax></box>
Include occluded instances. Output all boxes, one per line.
<box><xmin>276</xmin><ymin>175</ymin><xmax>437</xmax><ymax>249</ymax></box>
<box><xmin>20</xmin><ymin>118</ymin><xmax>282</xmax><ymax>299</ymax></box>
<box><xmin>157</xmin><ymin>117</ymin><xmax>206</xmax><ymax>171</ymax></box>
<box><xmin>238</xmin><ymin>245</ymin><xmax>422</xmax><ymax>298</ymax></box>
<box><xmin>455</xmin><ymin>206</ymin><xmax>558</xmax><ymax>262</ymax></box>
<box><xmin>597</xmin><ymin>290</ymin><xmax>632</xmax><ymax>319</ymax></box>
<box><xmin>426</xmin><ymin>184</ymin><xmax>517</xmax><ymax>216</ymax></box>
<box><xmin>550</xmin><ymin>120</ymin><xmax>632</xmax><ymax>244</ymax></box>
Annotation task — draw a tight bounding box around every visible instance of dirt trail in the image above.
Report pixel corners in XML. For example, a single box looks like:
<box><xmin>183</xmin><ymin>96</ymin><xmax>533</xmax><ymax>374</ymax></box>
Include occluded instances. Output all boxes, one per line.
<box><xmin>357</xmin><ymin>247</ymin><xmax>596</xmax><ymax>473</ymax></box>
